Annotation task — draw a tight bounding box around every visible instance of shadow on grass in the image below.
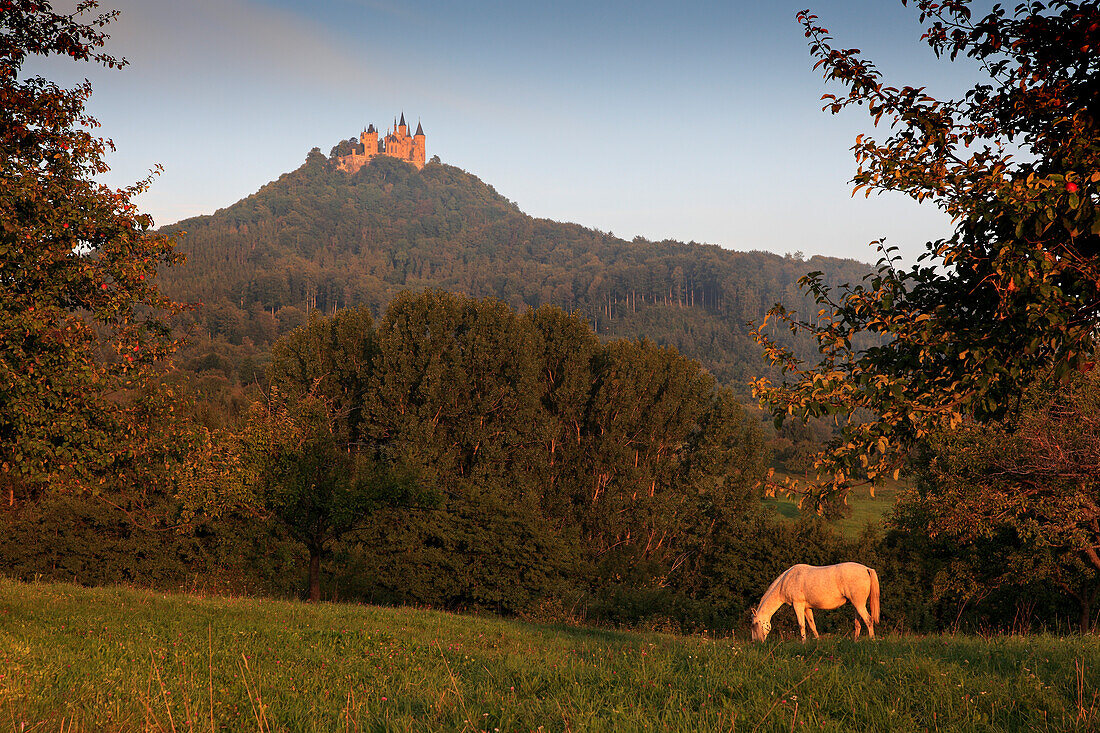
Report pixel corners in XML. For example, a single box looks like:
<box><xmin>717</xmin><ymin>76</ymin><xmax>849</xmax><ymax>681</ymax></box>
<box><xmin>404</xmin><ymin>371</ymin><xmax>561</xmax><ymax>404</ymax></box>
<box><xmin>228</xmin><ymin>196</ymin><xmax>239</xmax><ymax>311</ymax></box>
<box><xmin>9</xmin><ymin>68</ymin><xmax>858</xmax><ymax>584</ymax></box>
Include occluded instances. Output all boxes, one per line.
<box><xmin>761</xmin><ymin>497</ymin><xmax>801</xmax><ymax>520</ymax></box>
<box><xmin>522</xmin><ymin>622</ymin><xmax>643</xmax><ymax>645</ymax></box>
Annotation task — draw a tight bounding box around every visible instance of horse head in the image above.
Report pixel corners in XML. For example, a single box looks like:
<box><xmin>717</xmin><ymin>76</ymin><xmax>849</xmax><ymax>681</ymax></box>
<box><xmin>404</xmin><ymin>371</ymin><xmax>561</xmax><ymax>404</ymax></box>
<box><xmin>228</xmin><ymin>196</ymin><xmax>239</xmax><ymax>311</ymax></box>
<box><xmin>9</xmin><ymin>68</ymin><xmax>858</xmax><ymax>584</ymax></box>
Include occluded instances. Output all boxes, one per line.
<box><xmin>749</xmin><ymin>606</ymin><xmax>771</xmax><ymax>642</ymax></box>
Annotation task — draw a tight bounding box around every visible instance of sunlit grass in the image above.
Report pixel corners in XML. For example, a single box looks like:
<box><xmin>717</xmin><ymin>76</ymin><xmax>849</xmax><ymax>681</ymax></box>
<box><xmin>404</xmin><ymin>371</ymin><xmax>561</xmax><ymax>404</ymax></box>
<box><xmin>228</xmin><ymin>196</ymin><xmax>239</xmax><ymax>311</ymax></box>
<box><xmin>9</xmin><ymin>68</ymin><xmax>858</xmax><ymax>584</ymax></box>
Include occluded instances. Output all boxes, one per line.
<box><xmin>763</xmin><ymin>470</ymin><xmax>904</xmax><ymax>537</ymax></box>
<box><xmin>0</xmin><ymin>579</ymin><xmax>1097</xmax><ymax>731</ymax></box>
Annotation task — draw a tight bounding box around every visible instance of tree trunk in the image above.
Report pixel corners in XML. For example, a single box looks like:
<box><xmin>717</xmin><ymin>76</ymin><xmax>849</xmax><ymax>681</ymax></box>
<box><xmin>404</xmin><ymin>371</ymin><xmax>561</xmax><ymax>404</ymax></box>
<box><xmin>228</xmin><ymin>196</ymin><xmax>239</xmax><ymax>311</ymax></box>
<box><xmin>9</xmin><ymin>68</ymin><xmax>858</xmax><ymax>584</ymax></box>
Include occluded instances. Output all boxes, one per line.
<box><xmin>1082</xmin><ymin>583</ymin><xmax>1100</xmax><ymax>634</ymax></box>
<box><xmin>308</xmin><ymin>549</ymin><xmax>322</xmax><ymax>603</ymax></box>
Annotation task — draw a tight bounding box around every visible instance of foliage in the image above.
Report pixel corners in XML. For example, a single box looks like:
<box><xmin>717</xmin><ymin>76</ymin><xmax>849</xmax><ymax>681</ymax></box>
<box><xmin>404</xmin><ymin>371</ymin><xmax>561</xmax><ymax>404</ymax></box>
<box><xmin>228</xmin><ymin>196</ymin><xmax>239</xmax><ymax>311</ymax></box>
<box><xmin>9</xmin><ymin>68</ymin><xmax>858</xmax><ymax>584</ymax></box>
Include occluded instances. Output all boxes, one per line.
<box><xmin>5</xmin><ymin>580</ymin><xmax>1100</xmax><ymax>731</ymax></box>
<box><xmin>0</xmin><ymin>0</ymin><xmax>184</xmax><ymax>499</ymax></box>
<box><xmin>263</xmin><ymin>291</ymin><xmax>767</xmax><ymax>612</ymax></box>
<box><xmin>754</xmin><ymin>1</ymin><xmax>1100</xmax><ymax>508</ymax></box>
<box><xmin>892</xmin><ymin>370</ymin><xmax>1100</xmax><ymax>631</ymax></box>
<box><xmin>267</xmin><ymin>305</ymin><xmax>377</xmax><ymax>444</ymax></box>
<box><xmin>186</xmin><ymin>390</ymin><xmax>432</xmax><ymax>602</ymax></box>
<box><xmin>0</xmin><ymin>492</ymin><xmax>302</xmax><ymax>596</ymax></box>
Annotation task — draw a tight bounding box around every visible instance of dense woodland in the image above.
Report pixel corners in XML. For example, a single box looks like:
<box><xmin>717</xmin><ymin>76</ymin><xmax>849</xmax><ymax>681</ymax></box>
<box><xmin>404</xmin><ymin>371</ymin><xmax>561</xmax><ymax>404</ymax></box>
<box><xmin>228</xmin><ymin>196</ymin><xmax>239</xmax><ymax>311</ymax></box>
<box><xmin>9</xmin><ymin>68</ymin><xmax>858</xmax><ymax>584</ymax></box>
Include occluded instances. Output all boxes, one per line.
<box><xmin>161</xmin><ymin>150</ymin><xmax>874</xmax><ymax>399</ymax></box>
<box><xmin>1</xmin><ymin>132</ymin><xmax>1090</xmax><ymax>635</ymax></box>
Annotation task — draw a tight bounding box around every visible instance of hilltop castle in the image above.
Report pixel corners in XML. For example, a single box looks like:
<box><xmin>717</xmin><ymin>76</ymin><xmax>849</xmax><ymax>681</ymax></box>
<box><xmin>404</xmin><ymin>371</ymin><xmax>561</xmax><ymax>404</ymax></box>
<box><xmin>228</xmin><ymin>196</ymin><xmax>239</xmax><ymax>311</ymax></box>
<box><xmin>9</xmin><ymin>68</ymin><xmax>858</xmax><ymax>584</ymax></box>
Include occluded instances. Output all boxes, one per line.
<box><xmin>336</xmin><ymin>113</ymin><xmax>426</xmax><ymax>173</ymax></box>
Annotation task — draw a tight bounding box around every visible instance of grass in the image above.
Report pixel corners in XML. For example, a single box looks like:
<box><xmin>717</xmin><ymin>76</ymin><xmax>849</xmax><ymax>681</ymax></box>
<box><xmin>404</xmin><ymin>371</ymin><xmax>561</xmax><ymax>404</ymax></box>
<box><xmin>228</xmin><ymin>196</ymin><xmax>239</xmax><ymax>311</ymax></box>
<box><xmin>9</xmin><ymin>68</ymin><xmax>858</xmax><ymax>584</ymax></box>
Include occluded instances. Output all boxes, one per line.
<box><xmin>762</xmin><ymin>470</ymin><xmax>904</xmax><ymax>537</ymax></box>
<box><xmin>1</xmin><ymin>580</ymin><xmax>1098</xmax><ymax>731</ymax></box>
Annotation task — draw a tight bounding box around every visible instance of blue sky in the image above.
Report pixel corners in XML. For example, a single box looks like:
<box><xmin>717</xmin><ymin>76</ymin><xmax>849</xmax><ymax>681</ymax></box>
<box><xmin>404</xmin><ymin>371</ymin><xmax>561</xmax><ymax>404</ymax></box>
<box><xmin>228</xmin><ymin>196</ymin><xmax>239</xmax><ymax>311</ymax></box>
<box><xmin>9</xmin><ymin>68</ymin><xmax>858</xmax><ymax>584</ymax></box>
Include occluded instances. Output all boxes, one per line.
<box><xmin>34</xmin><ymin>0</ymin><xmax>988</xmax><ymax>262</ymax></box>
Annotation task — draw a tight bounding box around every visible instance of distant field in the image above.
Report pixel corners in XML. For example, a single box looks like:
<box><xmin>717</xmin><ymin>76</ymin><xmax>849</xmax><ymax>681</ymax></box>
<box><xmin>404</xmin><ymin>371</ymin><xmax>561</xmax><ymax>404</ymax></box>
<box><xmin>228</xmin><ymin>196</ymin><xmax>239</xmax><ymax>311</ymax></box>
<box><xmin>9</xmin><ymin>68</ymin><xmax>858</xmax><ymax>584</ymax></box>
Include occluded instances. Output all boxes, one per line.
<box><xmin>1</xmin><ymin>580</ymin><xmax>1097</xmax><ymax>731</ymax></box>
<box><xmin>762</xmin><ymin>470</ymin><xmax>905</xmax><ymax>537</ymax></box>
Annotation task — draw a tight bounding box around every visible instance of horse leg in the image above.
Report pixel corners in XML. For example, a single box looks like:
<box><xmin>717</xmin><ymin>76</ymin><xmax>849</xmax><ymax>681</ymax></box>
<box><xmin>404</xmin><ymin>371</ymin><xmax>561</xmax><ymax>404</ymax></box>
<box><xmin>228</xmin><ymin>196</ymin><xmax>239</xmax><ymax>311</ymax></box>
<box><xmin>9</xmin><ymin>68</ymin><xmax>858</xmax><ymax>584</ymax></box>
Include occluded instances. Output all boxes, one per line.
<box><xmin>804</xmin><ymin>608</ymin><xmax>820</xmax><ymax>639</ymax></box>
<box><xmin>855</xmin><ymin>603</ymin><xmax>875</xmax><ymax>640</ymax></box>
<box><xmin>793</xmin><ymin>603</ymin><xmax>808</xmax><ymax>642</ymax></box>
<box><xmin>850</xmin><ymin>602</ymin><xmax>875</xmax><ymax>640</ymax></box>
<box><xmin>853</xmin><ymin>615</ymin><xmax>862</xmax><ymax>640</ymax></box>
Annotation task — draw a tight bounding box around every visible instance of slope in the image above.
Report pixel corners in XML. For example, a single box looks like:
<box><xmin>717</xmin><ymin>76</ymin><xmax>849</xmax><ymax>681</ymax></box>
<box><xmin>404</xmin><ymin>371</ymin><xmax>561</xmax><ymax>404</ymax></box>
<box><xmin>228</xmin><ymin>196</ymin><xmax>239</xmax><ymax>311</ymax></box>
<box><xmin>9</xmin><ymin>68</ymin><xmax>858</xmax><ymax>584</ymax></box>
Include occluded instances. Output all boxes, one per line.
<box><xmin>6</xmin><ymin>579</ymin><xmax>1096</xmax><ymax>731</ymax></box>
<box><xmin>162</xmin><ymin>148</ymin><xmax>874</xmax><ymax>389</ymax></box>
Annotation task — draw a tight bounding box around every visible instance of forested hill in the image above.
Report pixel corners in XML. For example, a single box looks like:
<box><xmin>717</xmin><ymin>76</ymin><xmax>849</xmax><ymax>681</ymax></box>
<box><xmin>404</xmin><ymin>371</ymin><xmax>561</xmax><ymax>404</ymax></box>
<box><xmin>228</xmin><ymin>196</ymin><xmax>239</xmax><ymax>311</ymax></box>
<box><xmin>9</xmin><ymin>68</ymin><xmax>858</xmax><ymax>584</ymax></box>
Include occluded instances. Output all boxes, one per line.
<box><xmin>162</xmin><ymin>148</ymin><xmax>873</xmax><ymax>389</ymax></box>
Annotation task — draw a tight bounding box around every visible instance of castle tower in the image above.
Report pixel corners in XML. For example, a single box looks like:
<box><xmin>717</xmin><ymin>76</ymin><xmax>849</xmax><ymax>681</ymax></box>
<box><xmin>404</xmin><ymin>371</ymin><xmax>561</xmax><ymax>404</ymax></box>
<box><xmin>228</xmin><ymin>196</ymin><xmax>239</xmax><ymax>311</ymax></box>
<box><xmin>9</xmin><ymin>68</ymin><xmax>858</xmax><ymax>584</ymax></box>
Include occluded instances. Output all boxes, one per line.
<box><xmin>398</xmin><ymin>112</ymin><xmax>408</xmax><ymax>138</ymax></box>
<box><xmin>412</xmin><ymin>120</ymin><xmax>426</xmax><ymax>169</ymax></box>
<box><xmin>359</xmin><ymin>123</ymin><xmax>379</xmax><ymax>156</ymax></box>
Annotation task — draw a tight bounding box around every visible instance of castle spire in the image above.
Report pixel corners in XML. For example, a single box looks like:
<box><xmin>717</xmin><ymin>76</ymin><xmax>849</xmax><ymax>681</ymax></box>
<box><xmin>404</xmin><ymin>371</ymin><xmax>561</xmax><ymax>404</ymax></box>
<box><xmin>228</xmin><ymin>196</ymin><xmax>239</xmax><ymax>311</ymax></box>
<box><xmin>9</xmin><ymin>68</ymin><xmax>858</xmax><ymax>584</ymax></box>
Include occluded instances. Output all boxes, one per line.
<box><xmin>399</xmin><ymin>111</ymin><xmax>406</xmax><ymax>127</ymax></box>
<box><xmin>415</xmin><ymin>120</ymin><xmax>424</xmax><ymax>136</ymax></box>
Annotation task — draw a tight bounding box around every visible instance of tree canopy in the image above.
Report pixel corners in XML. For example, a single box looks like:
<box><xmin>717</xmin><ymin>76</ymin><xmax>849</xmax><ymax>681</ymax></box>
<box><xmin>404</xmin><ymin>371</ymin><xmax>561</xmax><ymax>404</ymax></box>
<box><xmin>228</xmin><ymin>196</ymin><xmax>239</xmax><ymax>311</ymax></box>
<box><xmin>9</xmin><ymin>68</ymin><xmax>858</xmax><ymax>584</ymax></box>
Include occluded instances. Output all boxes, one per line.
<box><xmin>895</xmin><ymin>370</ymin><xmax>1100</xmax><ymax>630</ymax></box>
<box><xmin>754</xmin><ymin>0</ymin><xmax>1100</xmax><ymax>507</ymax></box>
<box><xmin>251</xmin><ymin>291</ymin><xmax>768</xmax><ymax>609</ymax></box>
<box><xmin>1</xmin><ymin>0</ymin><xmax>184</xmax><ymax>501</ymax></box>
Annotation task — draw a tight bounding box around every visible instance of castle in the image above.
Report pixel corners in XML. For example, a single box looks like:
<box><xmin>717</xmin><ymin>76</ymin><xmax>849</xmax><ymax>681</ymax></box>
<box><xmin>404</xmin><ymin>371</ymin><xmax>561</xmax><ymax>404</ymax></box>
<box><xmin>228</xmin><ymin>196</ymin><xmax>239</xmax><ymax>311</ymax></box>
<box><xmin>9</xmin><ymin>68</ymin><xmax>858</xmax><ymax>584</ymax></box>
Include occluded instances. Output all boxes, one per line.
<box><xmin>336</xmin><ymin>113</ymin><xmax>426</xmax><ymax>173</ymax></box>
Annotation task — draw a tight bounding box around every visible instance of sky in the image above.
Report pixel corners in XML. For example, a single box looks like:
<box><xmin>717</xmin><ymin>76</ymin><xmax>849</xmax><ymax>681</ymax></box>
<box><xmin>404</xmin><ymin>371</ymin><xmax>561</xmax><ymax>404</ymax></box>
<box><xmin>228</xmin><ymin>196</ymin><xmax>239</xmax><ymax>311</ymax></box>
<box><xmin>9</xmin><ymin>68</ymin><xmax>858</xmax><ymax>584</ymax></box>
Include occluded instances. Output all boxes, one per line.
<box><xmin>31</xmin><ymin>0</ymin><xmax>990</xmax><ymax>264</ymax></box>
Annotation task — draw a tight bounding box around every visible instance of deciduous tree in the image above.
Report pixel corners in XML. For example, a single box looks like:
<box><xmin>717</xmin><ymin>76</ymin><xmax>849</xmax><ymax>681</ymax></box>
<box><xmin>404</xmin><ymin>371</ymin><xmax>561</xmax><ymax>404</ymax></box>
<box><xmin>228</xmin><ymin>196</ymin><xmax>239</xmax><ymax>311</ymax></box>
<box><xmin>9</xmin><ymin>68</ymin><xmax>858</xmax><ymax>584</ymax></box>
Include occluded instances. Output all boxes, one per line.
<box><xmin>754</xmin><ymin>1</ymin><xmax>1100</xmax><ymax>507</ymax></box>
<box><xmin>1</xmin><ymin>1</ymin><xmax>184</xmax><ymax>501</ymax></box>
<box><xmin>240</xmin><ymin>394</ymin><xmax>429</xmax><ymax>603</ymax></box>
<box><xmin>895</xmin><ymin>371</ymin><xmax>1100</xmax><ymax>631</ymax></box>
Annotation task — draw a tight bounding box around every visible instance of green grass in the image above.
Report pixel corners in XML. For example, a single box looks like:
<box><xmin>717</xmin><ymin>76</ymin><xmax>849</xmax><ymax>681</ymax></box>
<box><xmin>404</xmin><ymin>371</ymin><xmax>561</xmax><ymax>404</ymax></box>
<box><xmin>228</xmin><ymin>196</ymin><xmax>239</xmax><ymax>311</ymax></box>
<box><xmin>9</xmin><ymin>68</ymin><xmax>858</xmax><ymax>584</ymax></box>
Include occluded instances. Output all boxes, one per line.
<box><xmin>1</xmin><ymin>580</ymin><xmax>1098</xmax><ymax>731</ymax></box>
<box><xmin>762</xmin><ymin>470</ymin><xmax>904</xmax><ymax>537</ymax></box>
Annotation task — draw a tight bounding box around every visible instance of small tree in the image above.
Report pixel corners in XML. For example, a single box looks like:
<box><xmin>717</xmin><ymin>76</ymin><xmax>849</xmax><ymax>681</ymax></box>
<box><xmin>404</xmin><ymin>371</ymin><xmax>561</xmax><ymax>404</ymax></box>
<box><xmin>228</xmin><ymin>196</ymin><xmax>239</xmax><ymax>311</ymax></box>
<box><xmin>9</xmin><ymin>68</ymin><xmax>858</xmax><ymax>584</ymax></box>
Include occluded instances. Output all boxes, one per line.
<box><xmin>754</xmin><ymin>1</ymin><xmax>1100</xmax><ymax>508</ymax></box>
<box><xmin>241</xmin><ymin>394</ymin><xmax>431</xmax><ymax>602</ymax></box>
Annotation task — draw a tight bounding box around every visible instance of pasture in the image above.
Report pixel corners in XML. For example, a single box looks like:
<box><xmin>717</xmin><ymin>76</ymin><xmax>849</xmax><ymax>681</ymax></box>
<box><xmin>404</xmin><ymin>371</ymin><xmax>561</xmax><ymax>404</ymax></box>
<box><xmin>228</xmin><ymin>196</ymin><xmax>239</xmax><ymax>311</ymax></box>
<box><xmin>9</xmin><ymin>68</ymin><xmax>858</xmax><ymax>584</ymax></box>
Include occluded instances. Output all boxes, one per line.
<box><xmin>762</xmin><ymin>472</ymin><xmax>904</xmax><ymax>537</ymax></box>
<box><xmin>0</xmin><ymin>580</ymin><xmax>1097</xmax><ymax>731</ymax></box>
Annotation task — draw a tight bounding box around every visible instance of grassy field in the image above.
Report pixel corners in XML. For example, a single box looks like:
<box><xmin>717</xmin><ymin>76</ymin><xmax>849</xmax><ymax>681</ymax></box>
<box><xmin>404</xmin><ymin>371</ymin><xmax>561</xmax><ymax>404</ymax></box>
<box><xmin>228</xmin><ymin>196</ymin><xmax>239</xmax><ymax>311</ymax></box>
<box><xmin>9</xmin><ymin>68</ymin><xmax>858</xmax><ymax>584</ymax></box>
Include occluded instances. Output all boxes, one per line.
<box><xmin>761</xmin><ymin>471</ymin><xmax>905</xmax><ymax>537</ymax></box>
<box><xmin>1</xmin><ymin>580</ymin><xmax>1098</xmax><ymax>731</ymax></box>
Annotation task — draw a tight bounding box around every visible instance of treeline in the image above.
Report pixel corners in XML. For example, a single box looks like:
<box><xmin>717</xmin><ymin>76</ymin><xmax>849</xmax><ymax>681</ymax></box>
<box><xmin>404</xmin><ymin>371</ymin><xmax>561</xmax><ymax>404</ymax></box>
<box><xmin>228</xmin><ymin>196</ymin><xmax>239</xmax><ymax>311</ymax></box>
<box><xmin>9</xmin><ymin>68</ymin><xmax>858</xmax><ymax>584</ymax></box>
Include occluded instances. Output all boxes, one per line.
<box><xmin>161</xmin><ymin>152</ymin><xmax>874</xmax><ymax>392</ymax></box>
<box><xmin>0</xmin><ymin>291</ymin><xmax>1087</xmax><ymax>633</ymax></box>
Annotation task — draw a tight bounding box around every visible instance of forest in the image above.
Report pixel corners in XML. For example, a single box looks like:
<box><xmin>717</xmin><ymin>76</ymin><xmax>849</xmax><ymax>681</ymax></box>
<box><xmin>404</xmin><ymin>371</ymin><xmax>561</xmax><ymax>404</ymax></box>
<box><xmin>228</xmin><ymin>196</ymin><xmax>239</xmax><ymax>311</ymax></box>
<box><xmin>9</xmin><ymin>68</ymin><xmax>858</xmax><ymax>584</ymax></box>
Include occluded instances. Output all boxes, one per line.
<box><xmin>3</xmin><ymin>0</ymin><xmax>1099</xmax><ymax>642</ymax></box>
<box><xmin>160</xmin><ymin>150</ymin><xmax>875</xmax><ymax>399</ymax></box>
<box><xmin>3</xmin><ymin>285</ymin><xmax>1094</xmax><ymax>634</ymax></box>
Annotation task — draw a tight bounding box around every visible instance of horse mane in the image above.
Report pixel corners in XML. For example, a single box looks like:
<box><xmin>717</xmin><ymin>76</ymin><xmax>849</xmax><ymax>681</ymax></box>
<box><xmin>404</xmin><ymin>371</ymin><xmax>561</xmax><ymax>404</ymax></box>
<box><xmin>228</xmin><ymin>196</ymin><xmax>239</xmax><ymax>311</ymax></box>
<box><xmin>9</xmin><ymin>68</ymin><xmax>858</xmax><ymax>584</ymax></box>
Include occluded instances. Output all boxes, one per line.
<box><xmin>757</xmin><ymin>566</ymin><xmax>790</xmax><ymax>610</ymax></box>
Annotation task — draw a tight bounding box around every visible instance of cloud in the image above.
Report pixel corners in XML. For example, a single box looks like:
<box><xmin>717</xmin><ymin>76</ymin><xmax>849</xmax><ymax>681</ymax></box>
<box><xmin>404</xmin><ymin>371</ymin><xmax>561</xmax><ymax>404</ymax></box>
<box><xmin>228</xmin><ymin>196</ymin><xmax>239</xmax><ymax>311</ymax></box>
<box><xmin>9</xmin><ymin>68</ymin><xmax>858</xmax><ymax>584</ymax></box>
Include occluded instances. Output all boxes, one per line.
<box><xmin>101</xmin><ymin>0</ymin><xmax>374</xmax><ymax>91</ymax></box>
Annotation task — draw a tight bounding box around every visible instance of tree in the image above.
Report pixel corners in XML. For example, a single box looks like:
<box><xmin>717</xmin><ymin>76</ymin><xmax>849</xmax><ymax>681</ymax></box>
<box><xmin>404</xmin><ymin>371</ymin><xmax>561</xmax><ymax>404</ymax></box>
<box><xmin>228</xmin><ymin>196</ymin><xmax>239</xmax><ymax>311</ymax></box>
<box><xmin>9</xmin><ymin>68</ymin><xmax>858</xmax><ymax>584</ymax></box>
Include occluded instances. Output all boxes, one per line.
<box><xmin>365</xmin><ymin>291</ymin><xmax>574</xmax><ymax>612</ymax></box>
<box><xmin>1</xmin><ymin>1</ymin><xmax>184</xmax><ymax>501</ymax></box>
<box><xmin>893</xmin><ymin>370</ymin><xmax>1100</xmax><ymax>631</ymax></box>
<box><xmin>240</xmin><ymin>394</ymin><xmax>428</xmax><ymax>602</ymax></box>
<box><xmin>754</xmin><ymin>1</ymin><xmax>1100</xmax><ymax>507</ymax></box>
<box><xmin>268</xmin><ymin>306</ymin><xmax>377</xmax><ymax>445</ymax></box>
<box><xmin>582</xmin><ymin>339</ymin><xmax>760</xmax><ymax>584</ymax></box>
<box><xmin>255</xmin><ymin>291</ymin><xmax>769</xmax><ymax>613</ymax></box>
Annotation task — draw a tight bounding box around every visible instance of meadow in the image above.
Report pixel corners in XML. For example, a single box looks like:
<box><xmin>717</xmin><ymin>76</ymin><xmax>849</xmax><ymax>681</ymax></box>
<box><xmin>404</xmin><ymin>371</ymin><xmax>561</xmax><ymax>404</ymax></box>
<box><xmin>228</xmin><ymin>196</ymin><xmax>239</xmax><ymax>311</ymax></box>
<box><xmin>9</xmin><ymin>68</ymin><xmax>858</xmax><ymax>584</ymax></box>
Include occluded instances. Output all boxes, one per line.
<box><xmin>761</xmin><ymin>474</ymin><xmax>903</xmax><ymax>539</ymax></box>
<box><xmin>1</xmin><ymin>579</ymin><xmax>1097</xmax><ymax>732</ymax></box>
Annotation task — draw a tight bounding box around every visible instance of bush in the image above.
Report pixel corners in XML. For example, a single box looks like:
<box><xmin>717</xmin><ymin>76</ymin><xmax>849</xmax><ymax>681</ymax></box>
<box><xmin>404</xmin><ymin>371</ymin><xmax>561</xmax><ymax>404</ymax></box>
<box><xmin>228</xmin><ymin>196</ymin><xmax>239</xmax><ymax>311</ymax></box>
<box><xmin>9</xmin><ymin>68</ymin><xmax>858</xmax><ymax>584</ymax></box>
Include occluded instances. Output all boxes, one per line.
<box><xmin>0</xmin><ymin>494</ymin><xmax>302</xmax><ymax>598</ymax></box>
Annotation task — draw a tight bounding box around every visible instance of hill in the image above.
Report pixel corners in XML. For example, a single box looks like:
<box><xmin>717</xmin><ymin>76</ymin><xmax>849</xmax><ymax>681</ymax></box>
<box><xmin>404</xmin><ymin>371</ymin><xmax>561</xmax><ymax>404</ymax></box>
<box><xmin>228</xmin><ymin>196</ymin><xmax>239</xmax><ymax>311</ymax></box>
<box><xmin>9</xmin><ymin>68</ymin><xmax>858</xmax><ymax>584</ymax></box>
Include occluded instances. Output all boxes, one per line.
<box><xmin>161</xmin><ymin>150</ymin><xmax>874</xmax><ymax>392</ymax></box>
<box><xmin>4</xmin><ymin>580</ymin><xmax>1096</xmax><ymax>731</ymax></box>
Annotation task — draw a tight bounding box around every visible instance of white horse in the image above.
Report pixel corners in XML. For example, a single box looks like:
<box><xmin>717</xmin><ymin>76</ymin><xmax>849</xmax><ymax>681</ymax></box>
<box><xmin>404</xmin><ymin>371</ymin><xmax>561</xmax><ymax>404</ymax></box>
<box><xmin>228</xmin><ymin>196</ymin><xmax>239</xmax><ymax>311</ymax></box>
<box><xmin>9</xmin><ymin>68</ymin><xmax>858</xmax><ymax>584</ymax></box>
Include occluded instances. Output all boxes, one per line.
<box><xmin>750</xmin><ymin>562</ymin><xmax>880</xmax><ymax>642</ymax></box>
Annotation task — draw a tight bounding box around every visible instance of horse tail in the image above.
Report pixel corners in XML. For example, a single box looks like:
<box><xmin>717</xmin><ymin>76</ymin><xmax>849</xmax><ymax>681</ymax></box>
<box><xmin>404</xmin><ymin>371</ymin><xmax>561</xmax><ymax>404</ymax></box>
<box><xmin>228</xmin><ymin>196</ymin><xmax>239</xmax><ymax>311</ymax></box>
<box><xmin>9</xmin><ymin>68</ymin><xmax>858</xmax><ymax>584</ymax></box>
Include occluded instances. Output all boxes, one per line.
<box><xmin>868</xmin><ymin>567</ymin><xmax>881</xmax><ymax>624</ymax></box>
